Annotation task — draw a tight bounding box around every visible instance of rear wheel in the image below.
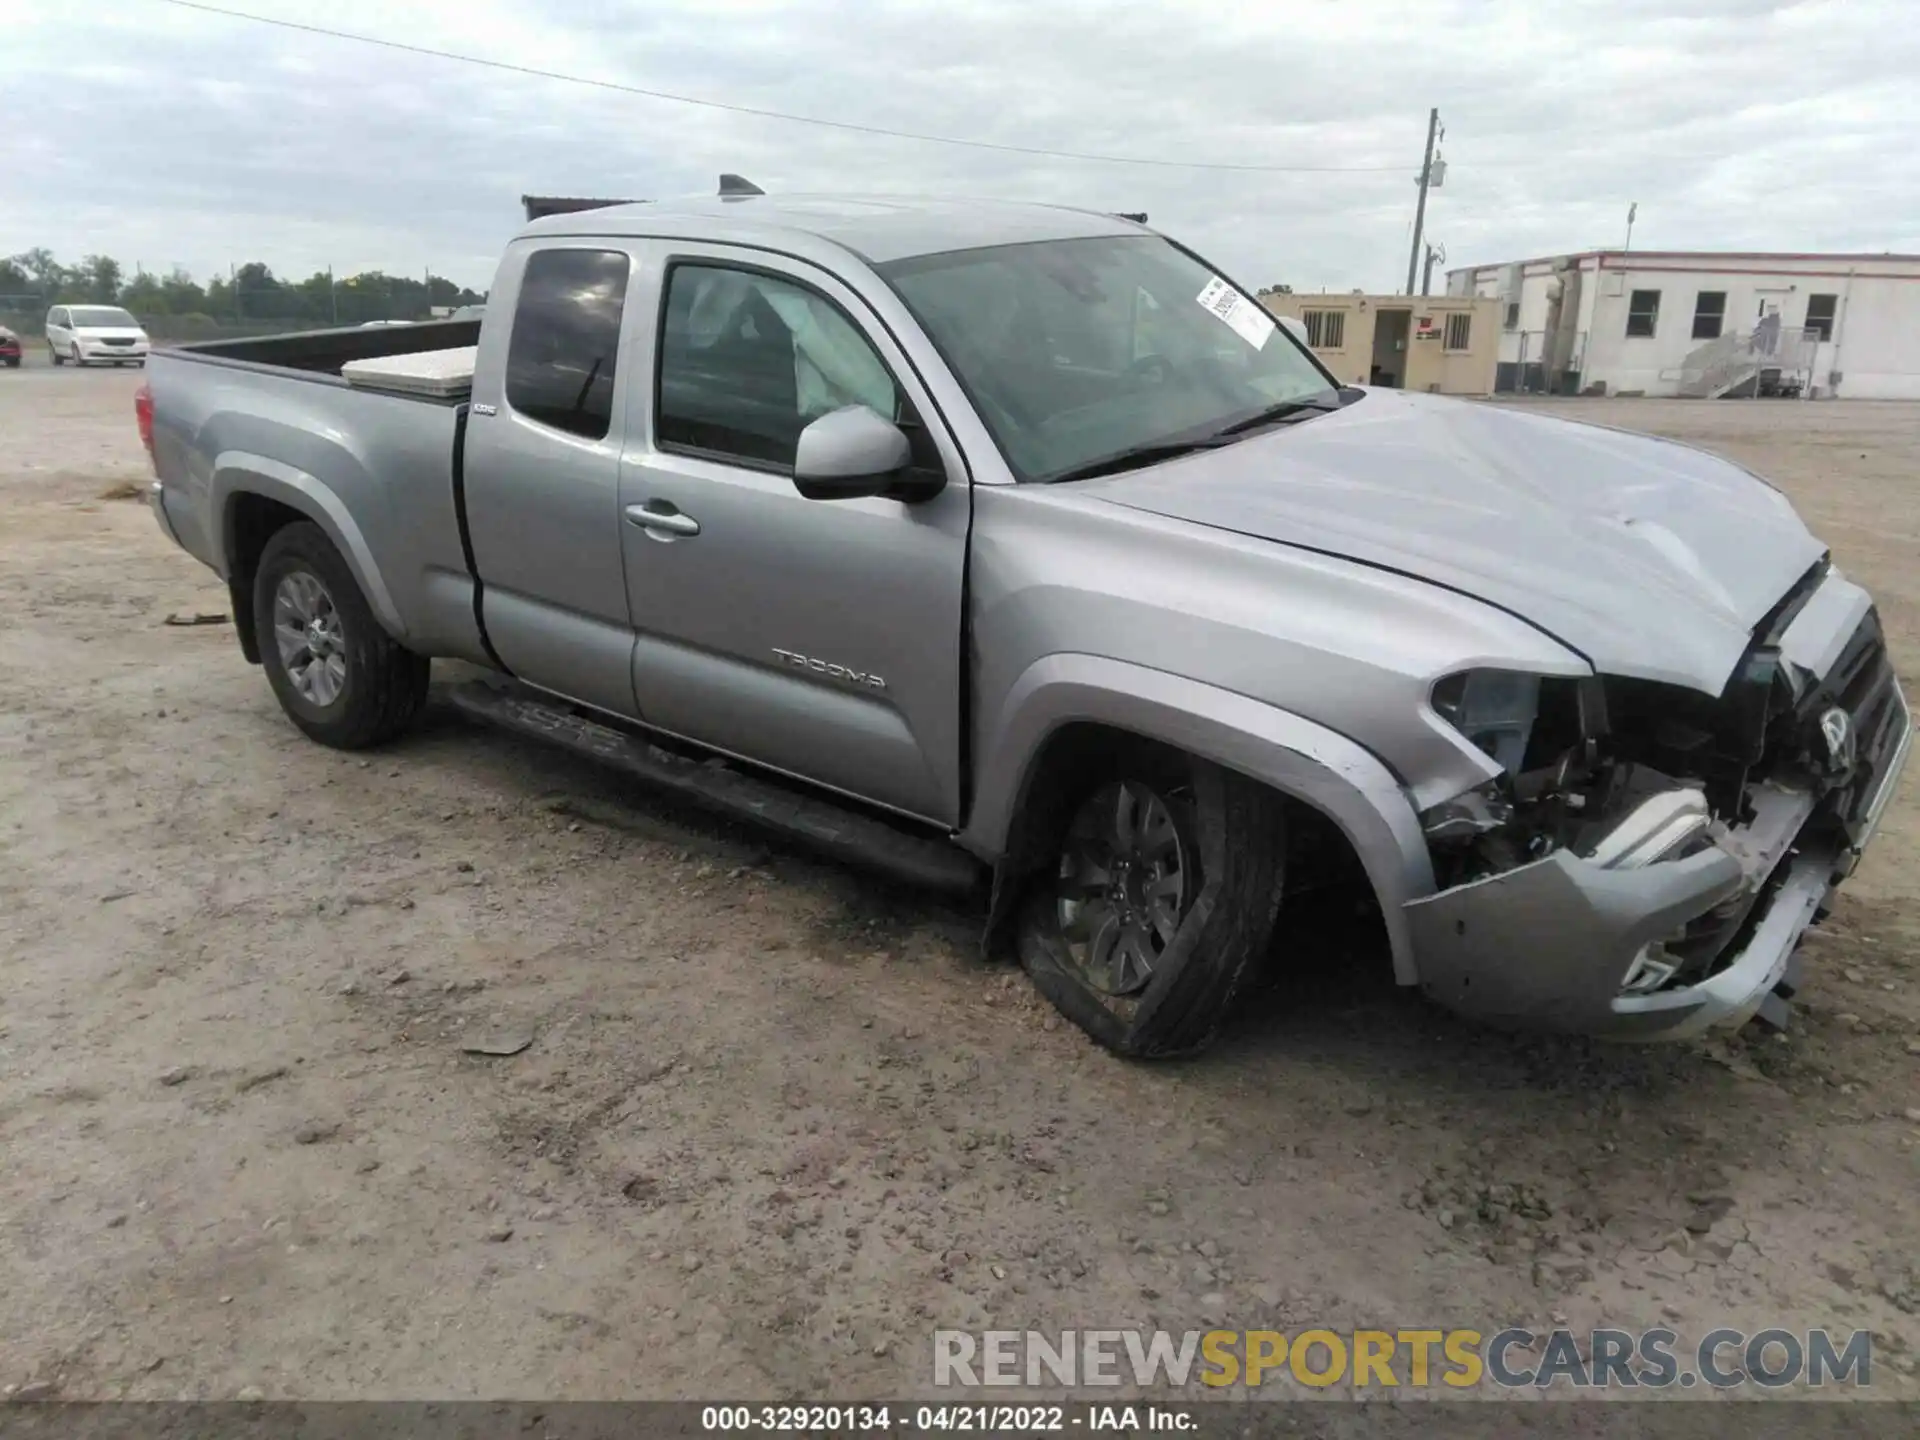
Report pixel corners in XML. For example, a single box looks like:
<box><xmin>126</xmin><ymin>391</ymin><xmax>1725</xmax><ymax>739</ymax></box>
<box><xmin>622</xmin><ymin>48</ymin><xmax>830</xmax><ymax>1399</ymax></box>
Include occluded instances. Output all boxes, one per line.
<box><xmin>253</xmin><ymin>521</ymin><xmax>430</xmax><ymax>749</ymax></box>
<box><xmin>1017</xmin><ymin>755</ymin><xmax>1287</xmax><ymax>1058</ymax></box>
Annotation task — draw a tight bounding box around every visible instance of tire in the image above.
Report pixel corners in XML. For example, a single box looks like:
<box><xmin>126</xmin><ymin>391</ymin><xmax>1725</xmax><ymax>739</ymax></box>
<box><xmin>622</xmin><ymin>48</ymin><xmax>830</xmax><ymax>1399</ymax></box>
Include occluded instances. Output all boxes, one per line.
<box><xmin>50</xmin><ymin>345</ymin><xmax>64</xmax><ymax>366</ymax></box>
<box><xmin>1017</xmin><ymin>755</ymin><xmax>1287</xmax><ymax>1059</ymax></box>
<box><xmin>70</xmin><ymin>344</ymin><xmax>83</xmax><ymax>368</ymax></box>
<box><xmin>3</xmin><ymin>358</ymin><xmax>18</xmax><ymax>369</ymax></box>
<box><xmin>253</xmin><ymin>521</ymin><xmax>430</xmax><ymax>749</ymax></box>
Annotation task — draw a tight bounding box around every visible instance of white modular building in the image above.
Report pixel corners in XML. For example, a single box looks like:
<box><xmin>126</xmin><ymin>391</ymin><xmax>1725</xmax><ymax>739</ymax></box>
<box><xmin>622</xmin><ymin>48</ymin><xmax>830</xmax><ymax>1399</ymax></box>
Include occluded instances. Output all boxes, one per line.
<box><xmin>1447</xmin><ymin>250</ymin><xmax>1920</xmax><ymax>400</ymax></box>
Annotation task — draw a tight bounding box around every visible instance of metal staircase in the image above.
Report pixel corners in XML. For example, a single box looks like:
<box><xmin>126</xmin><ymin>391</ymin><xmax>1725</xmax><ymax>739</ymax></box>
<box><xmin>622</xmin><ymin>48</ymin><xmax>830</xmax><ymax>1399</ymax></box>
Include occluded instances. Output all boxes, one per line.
<box><xmin>1672</xmin><ymin>326</ymin><xmax>1819</xmax><ymax>399</ymax></box>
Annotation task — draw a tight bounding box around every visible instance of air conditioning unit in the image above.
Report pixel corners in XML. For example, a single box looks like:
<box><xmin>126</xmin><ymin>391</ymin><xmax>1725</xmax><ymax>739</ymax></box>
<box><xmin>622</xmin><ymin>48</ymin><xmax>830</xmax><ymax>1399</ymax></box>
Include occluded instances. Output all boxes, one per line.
<box><xmin>1497</xmin><ymin>265</ymin><xmax>1523</xmax><ymax>329</ymax></box>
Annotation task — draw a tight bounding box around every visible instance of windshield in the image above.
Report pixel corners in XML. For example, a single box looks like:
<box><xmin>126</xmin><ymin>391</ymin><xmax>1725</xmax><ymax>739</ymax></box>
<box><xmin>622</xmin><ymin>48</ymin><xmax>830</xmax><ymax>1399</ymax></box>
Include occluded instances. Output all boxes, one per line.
<box><xmin>69</xmin><ymin>307</ymin><xmax>139</xmax><ymax>328</ymax></box>
<box><xmin>880</xmin><ymin>235</ymin><xmax>1335</xmax><ymax>482</ymax></box>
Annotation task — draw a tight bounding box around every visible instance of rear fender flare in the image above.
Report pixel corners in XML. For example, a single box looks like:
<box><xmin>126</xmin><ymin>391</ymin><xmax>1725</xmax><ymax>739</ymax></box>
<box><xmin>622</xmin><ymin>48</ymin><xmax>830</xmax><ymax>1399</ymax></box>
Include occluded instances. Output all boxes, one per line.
<box><xmin>213</xmin><ymin>454</ymin><xmax>407</xmax><ymax>641</ymax></box>
<box><xmin>962</xmin><ymin>653</ymin><xmax>1435</xmax><ymax>983</ymax></box>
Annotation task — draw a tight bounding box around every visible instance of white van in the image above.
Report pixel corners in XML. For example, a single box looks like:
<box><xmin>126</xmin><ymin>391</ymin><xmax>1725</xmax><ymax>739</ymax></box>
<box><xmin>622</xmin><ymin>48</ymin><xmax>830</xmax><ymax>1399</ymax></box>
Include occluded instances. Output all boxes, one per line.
<box><xmin>45</xmin><ymin>305</ymin><xmax>151</xmax><ymax>367</ymax></box>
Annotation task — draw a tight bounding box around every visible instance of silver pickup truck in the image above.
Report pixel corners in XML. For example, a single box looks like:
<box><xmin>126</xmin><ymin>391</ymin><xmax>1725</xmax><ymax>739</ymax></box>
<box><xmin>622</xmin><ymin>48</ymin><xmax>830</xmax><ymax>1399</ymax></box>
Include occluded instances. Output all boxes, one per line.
<box><xmin>138</xmin><ymin>191</ymin><xmax>1911</xmax><ymax>1057</ymax></box>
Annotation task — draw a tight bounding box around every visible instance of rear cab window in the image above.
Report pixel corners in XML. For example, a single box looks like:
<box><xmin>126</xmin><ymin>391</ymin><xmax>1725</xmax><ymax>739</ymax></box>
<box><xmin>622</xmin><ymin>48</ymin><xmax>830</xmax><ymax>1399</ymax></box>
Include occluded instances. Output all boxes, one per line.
<box><xmin>504</xmin><ymin>249</ymin><xmax>631</xmax><ymax>440</ymax></box>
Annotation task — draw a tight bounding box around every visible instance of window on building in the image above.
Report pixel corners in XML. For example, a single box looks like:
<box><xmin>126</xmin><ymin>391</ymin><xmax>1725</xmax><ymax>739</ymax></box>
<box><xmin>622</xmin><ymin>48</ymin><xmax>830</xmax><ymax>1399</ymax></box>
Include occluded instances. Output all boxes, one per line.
<box><xmin>504</xmin><ymin>248</ymin><xmax>630</xmax><ymax>440</ymax></box>
<box><xmin>1503</xmin><ymin>301</ymin><xmax>1519</xmax><ymax>330</ymax></box>
<box><xmin>1443</xmin><ymin>312</ymin><xmax>1473</xmax><ymax>351</ymax></box>
<box><xmin>1691</xmin><ymin>291</ymin><xmax>1727</xmax><ymax>340</ymax></box>
<box><xmin>1804</xmin><ymin>293</ymin><xmax>1837</xmax><ymax>343</ymax></box>
<box><xmin>1625</xmin><ymin>289</ymin><xmax>1661</xmax><ymax>338</ymax></box>
<box><xmin>656</xmin><ymin>263</ymin><xmax>899</xmax><ymax>469</ymax></box>
<box><xmin>1301</xmin><ymin>309</ymin><xmax>1345</xmax><ymax>350</ymax></box>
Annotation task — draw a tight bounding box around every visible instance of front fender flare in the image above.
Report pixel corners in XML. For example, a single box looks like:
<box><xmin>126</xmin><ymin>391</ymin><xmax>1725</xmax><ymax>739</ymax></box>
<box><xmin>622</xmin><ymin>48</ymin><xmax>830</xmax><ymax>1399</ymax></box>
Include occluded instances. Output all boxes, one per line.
<box><xmin>213</xmin><ymin>452</ymin><xmax>407</xmax><ymax>641</ymax></box>
<box><xmin>961</xmin><ymin>653</ymin><xmax>1435</xmax><ymax>983</ymax></box>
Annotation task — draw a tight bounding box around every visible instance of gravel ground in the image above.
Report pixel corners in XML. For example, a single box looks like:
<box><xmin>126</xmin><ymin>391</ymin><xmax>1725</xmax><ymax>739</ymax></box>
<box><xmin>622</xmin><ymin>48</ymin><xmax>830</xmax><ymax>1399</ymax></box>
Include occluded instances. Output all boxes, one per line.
<box><xmin>2</xmin><ymin>360</ymin><xmax>1917</xmax><ymax>1402</ymax></box>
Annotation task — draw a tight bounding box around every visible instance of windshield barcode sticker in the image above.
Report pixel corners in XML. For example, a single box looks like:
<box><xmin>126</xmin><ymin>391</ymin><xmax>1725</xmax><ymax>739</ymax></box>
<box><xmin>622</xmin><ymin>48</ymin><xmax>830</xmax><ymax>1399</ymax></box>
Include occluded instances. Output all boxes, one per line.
<box><xmin>1195</xmin><ymin>277</ymin><xmax>1275</xmax><ymax>350</ymax></box>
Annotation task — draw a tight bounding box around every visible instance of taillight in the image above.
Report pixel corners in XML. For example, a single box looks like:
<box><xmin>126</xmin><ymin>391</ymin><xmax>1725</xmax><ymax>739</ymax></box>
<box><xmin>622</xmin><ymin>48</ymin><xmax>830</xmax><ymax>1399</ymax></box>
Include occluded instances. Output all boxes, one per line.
<box><xmin>135</xmin><ymin>383</ymin><xmax>156</xmax><ymax>472</ymax></box>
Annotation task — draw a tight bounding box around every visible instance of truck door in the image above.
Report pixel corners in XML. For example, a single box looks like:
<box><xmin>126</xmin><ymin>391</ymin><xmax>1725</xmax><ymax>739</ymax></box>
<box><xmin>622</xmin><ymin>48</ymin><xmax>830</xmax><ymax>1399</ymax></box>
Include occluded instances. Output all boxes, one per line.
<box><xmin>461</xmin><ymin>242</ymin><xmax>642</xmax><ymax>718</ymax></box>
<box><xmin>617</xmin><ymin>244</ymin><xmax>970</xmax><ymax>826</ymax></box>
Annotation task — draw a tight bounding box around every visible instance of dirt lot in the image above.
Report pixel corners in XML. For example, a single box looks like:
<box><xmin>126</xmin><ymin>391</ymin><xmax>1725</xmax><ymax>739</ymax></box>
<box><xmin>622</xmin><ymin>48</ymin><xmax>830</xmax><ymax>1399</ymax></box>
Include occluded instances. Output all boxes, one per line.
<box><xmin>2</xmin><ymin>361</ymin><xmax>1918</xmax><ymax>1402</ymax></box>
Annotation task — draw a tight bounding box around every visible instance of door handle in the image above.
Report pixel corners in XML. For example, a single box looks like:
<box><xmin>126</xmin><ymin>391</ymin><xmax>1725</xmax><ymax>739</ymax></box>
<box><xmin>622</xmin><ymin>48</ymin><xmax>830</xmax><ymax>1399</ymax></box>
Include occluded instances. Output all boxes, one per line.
<box><xmin>624</xmin><ymin>502</ymin><xmax>701</xmax><ymax>538</ymax></box>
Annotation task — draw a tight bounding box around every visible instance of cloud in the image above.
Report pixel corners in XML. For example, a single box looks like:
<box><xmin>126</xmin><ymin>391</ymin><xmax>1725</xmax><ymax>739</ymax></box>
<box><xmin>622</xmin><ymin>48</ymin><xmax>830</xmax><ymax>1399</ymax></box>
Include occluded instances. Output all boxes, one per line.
<box><xmin>3</xmin><ymin>0</ymin><xmax>1916</xmax><ymax>292</ymax></box>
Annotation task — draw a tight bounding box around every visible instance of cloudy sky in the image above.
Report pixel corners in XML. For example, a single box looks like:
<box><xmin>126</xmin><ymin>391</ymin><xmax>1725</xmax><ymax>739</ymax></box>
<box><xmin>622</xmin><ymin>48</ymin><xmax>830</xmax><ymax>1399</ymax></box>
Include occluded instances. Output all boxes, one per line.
<box><xmin>5</xmin><ymin>0</ymin><xmax>1918</xmax><ymax>294</ymax></box>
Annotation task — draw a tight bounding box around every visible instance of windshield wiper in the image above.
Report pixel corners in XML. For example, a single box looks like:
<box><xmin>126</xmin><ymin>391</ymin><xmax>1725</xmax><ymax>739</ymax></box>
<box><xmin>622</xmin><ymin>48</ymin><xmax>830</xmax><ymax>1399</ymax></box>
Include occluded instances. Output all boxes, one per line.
<box><xmin>1042</xmin><ymin>436</ymin><xmax>1234</xmax><ymax>485</ymax></box>
<box><xmin>1041</xmin><ymin>390</ymin><xmax>1352</xmax><ymax>484</ymax></box>
<box><xmin>1208</xmin><ymin>393</ymin><xmax>1346</xmax><ymax>439</ymax></box>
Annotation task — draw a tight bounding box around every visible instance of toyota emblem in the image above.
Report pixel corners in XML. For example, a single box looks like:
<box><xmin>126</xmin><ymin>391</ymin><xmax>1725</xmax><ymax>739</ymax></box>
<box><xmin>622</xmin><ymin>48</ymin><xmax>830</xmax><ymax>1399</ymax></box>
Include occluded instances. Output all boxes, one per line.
<box><xmin>1819</xmin><ymin>705</ymin><xmax>1856</xmax><ymax>774</ymax></box>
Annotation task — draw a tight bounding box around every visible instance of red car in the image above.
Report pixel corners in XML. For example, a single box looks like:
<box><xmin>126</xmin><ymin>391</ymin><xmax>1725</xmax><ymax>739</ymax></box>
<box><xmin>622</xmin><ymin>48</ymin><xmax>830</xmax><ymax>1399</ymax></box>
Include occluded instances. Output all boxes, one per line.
<box><xmin>0</xmin><ymin>325</ymin><xmax>22</xmax><ymax>368</ymax></box>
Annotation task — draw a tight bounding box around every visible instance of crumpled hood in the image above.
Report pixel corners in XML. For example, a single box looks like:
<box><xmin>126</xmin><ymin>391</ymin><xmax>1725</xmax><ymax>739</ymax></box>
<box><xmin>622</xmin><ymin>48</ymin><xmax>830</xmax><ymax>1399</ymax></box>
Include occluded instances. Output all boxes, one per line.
<box><xmin>1086</xmin><ymin>388</ymin><xmax>1825</xmax><ymax>692</ymax></box>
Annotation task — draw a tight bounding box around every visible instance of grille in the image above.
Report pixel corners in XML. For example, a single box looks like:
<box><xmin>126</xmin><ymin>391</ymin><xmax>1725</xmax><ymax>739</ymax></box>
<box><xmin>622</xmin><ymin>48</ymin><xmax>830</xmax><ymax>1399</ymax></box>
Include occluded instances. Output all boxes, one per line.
<box><xmin>100</xmin><ymin>337</ymin><xmax>135</xmax><ymax>346</ymax></box>
<box><xmin>1811</xmin><ymin>608</ymin><xmax>1904</xmax><ymax>835</ymax></box>
<box><xmin>1666</xmin><ymin>605</ymin><xmax>1905</xmax><ymax>985</ymax></box>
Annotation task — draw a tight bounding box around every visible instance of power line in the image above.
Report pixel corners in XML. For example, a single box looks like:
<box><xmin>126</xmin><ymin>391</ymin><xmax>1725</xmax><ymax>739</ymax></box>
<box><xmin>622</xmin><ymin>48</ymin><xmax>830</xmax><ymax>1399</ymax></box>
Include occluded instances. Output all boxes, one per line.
<box><xmin>151</xmin><ymin>0</ymin><xmax>1412</xmax><ymax>174</ymax></box>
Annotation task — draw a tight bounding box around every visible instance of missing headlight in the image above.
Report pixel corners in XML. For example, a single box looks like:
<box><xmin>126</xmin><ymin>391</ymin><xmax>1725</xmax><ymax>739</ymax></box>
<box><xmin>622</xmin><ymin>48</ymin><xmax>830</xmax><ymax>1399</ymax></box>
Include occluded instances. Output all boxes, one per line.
<box><xmin>1424</xmin><ymin>673</ymin><xmax>1623</xmax><ymax>885</ymax></box>
<box><xmin>1431</xmin><ymin>669</ymin><xmax>1541</xmax><ymax>776</ymax></box>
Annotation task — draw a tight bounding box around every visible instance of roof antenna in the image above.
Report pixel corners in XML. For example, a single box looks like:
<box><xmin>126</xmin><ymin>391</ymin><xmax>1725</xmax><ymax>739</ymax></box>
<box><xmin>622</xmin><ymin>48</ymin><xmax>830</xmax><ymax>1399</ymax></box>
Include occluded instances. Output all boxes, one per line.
<box><xmin>718</xmin><ymin>174</ymin><xmax>765</xmax><ymax>197</ymax></box>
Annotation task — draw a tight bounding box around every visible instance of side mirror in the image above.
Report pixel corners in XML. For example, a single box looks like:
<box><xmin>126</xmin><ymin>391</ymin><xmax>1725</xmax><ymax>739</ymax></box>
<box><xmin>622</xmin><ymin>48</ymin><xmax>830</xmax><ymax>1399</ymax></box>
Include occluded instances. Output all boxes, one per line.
<box><xmin>793</xmin><ymin>405</ymin><xmax>938</xmax><ymax>501</ymax></box>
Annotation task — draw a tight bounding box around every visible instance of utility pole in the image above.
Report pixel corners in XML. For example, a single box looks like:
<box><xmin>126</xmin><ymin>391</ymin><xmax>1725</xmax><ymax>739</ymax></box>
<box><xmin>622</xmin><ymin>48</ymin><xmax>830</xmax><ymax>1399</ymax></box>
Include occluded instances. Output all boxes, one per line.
<box><xmin>1421</xmin><ymin>241</ymin><xmax>1446</xmax><ymax>297</ymax></box>
<box><xmin>329</xmin><ymin>265</ymin><xmax>337</xmax><ymax>325</ymax></box>
<box><xmin>1405</xmin><ymin>107</ymin><xmax>1441</xmax><ymax>296</ymax></box>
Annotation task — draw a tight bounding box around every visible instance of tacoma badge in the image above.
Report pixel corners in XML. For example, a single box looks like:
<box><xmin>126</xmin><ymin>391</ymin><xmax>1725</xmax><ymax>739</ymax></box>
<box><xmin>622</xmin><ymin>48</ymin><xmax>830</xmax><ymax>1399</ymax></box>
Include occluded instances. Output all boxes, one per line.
<box><xmin>771</xmin><ymin>648</ymin><xmax>887</xmax><ymax>690</ymax></box>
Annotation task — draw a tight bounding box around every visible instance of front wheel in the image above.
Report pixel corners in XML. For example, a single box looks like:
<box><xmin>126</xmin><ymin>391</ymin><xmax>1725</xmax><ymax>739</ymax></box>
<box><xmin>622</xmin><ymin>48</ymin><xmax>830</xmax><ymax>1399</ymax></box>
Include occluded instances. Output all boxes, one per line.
<box><xmin>1017</xmin><ymin>757</ymin><xmax>1287</xmax><ymax>1058</ymax></box>
<box><xmin>50</xmin><ymin>345</ymin><xmax>64</xmax><ymax>366</ymax></box>
<box><xmin>253</xmin><ymin>521</ymin><xmax>430</xmax><ymax>749</ymax></box>
<box><xmin>70</xmin><ymin>344</ymin><xmax>83</xmax><ymax>368</ymax></box>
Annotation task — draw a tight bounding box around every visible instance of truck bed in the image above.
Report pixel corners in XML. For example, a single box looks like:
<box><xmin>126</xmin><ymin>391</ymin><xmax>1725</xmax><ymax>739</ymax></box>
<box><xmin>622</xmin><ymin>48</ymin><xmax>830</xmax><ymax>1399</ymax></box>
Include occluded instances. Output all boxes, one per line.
<box><xmin>144</xmin><ymin>338</ymin><xmax>488</xmax><ymax>668</ymax></box>
<box><xmin>166</xmin><ymin>319</ymin><xmax>483</xmax><ymax>393</ymax></box>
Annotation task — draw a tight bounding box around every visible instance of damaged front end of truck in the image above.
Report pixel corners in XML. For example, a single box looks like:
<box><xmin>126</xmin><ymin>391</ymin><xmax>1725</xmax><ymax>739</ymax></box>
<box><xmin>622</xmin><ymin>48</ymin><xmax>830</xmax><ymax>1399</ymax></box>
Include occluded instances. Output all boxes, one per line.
<box><xmin>1406</xmin><ymin>563</ymin><xmax>1912</xmax><ymax>1039</ymax></box>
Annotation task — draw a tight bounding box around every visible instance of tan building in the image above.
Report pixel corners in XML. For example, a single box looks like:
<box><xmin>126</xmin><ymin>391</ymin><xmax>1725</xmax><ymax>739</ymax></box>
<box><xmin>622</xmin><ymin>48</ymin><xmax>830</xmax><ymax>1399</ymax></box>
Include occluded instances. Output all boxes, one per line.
<box><xmin>1261</xmin><ymin>292</ymin><xmax>1500</xmax><ymax>395</ymax></box>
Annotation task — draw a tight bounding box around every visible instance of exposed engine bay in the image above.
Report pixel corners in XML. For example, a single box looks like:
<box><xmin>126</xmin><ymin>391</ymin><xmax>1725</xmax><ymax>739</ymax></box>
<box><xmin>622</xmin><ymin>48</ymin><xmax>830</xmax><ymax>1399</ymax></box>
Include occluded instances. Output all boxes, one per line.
<box><xmin>1417</xmin><ymin>562</ymin><xmax>1909</xmax><ymax>1009</ymax></box>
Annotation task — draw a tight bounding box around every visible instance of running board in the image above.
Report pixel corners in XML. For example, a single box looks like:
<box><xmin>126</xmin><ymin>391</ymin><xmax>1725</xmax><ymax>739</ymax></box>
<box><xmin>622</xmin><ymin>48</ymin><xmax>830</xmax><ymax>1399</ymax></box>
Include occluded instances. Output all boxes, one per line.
<box><xmin>440</xmin><ymin>680</ymin><xmax>983</xmax><ymax>897</ymax></box>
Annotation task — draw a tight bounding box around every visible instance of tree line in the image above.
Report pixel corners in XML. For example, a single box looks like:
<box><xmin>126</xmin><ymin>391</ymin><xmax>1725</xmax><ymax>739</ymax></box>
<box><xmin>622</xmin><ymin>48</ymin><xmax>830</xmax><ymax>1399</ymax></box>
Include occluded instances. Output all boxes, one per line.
<box><xmin>1</xmin><ymin>248</ymin><xmax>486</xmax><ymax>328</ymax></box>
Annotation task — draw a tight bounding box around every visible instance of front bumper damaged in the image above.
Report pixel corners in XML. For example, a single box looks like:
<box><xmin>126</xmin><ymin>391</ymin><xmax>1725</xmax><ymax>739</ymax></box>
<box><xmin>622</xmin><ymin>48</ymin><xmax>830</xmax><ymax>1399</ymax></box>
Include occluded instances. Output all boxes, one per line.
<box><xmin>1407</xmin><ymin>841</ymin><xmax>1748</xmax><ymax>1039</ymax></box>
<box><xmin>1406</xmin><ymin>690</ymin><xmax>1912</xmax><ymax>1041</ymax></box>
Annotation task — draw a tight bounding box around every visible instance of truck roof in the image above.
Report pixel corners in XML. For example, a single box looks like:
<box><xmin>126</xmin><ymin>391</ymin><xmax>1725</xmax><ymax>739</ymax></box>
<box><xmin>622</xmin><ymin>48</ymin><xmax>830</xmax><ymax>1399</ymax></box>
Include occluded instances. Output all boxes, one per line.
<box><xmin>515</xmin><ymin>193</ymin><xmax>1145</xmax><ymax>264</ymax></box>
